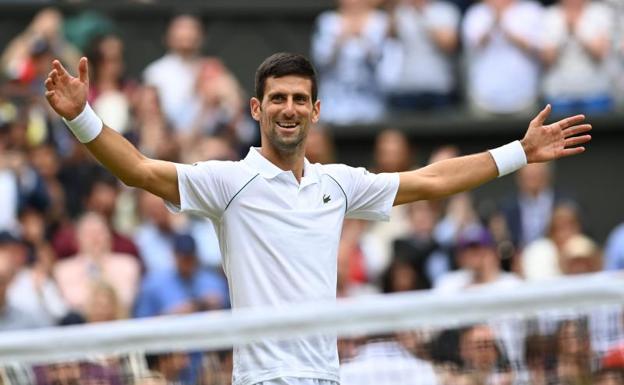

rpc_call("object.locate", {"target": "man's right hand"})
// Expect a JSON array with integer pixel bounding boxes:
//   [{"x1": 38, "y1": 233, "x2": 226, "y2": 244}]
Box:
[{"x1": 44, "y1": 57, "x2": 89, "y2": 120}]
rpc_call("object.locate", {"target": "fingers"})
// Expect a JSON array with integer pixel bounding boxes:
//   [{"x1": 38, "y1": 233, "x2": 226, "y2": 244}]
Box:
[
  {"x1": 52, "y1": 59, "x2": 71, "y2": 80},
  {"x1": 44, "y1": 76, "x2": 54, "y2": 91},
  {"x1": 531, "y1": 104, "x2": 552, "y2": 126},
  {"x1": 560, "y1": 146, "x2": 586, "y2": 158},
  {"x1": 555, "y1": 114, "x2": 585, "y2": 130},
  {"x1": 78, "y1": 57, "x2": 89, "y2": 84},
  {"x1": 564, "y1": 134, "x2": 591, "y2": 148},
  {"x1": 563, "y1": 124, "x2": 592, "y2": 138}
]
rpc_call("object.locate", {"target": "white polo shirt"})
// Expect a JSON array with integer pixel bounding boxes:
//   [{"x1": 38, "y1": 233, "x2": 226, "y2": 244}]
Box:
[{"x1": 167, "y1": 147, "x2": 399, "y2": 385}]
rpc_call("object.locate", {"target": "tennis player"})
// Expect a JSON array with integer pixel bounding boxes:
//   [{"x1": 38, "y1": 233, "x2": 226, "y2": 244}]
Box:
[{"x1": 45, "y1": 53, "x2": 591, "y2": 385}]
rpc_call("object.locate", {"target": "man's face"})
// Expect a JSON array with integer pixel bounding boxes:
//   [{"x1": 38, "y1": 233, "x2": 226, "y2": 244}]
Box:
[
  {"x1": 167, "y1": 16, "x2": 202, "y2": 57},
  {"x1": 251, "y1": 75, "x2": 320, "y2": 155}
]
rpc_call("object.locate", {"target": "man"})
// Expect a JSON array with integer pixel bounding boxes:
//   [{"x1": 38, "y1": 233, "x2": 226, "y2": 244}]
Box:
[
  {"x1": 434, "y1": 225, "x2": 522, "y2": 292},
  {"x1": 340, "y1": 335, "x2": 439, "y2": 385},
  {"x1": 134, "y1": 233, "x2": 229, "y2": 317},
  {"x1": 501, "y1": 162, "x2": 562, "y2": 248},
  {"x1": 0, "y1": 235, "x2": 41, "y2": 331},
  {"x1": 44, "y1": 52, "x2": 590, "y2": 385},
  {"x1": 143, "y1": 14, "x2": 203, "y2": 131}
]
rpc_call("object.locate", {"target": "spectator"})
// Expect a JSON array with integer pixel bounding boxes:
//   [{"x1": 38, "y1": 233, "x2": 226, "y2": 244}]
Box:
[
  {"x1": 134, "y1": 233, "x2": 228, "y2": 317},
  {"x1": 540, "y1": 0, "x2": 615, "y2": 115},
  {"x1": 54, "y1": 212, "x2": 140, "y2": 315},
  {"x1": 0, "y1": 236, "x2": 41, "y2": 331},
  {"x1": 181, "y1": 58, "x2": 256, "y2": 151},
  {"x1": 559, "y1": 234, "x2": 601, "y2": 275},
  {"x1": 143, "y1": 14, "x2": 203, "y2": 132},
  {"x1": 463, "y1": 0, "x2": 543, "y2": 115},
  {"x1": 84, "y1": 280, "x2": 124, "y2": 323},
  {"x1": 434, "y1": 225, "x2": 522, "y2": 292},
  {"x1": 304, "y1": 125, "x2": 336, "y2": 165},
  {"x1": 52, "y1": 169, "x2": 139, "y2": 260},
  {"x1": 380, "y1": 253, "x2": 430, "y2": 292},
  {"x1": 393, "y1": 200, "x2": 450, "y2": 286},
  {"x1": 340, "y1": 336, "x2": 440, "y2": 385},
  {"x1": 337, "y1": 219, "x2": 384, "y2": 297},
  {"x1": 182, "y1": 135, "x2": 238, "y2": 165},
  {"x1": 523, "y1": 334, "x2": 556, "y2": 385},
  {"x1": 86, "y1": 33, "x2": 136, "y2": 134},
  {"x1": 0, "y1": 8, "x2": 80, "y2": 82},
  {"x1": 7, "y1": 209, "x2": 68, "y2": 328},
  {"x1": 0, "y1": 146, "x2": 50, "y2": 233},
  {"x1": 428, "y1": 146, "x2": 480, "y2": 252},
  {"x1": 603, "y1": 222, "x2": 624, "y2": 271},
  {"x1": 145, "y1": 352, "x2": 193, "y2": 385},
  {"x1": 311, "y1": 0, "x2": 389, "y2": 124},
  {"x1": 520, "y1": 201, "x2": 583, "y2": 281},
  {"x1": 379, "y1": 0, "x2": 460, "y2": 110},
  {"x1": 501, "y1": 162, "x2": 564, "y2": 248},
  {"x1": 366, "y1": 129, "x2": 414, "y2": 270},
  {"x1": 134, "y1": 190, "x2": 181, "y2": 273},
  {"x1": 555, "y1": 318, "x2": 592, "y2": 385},
  {"x1": 459, "y1": 324, "x2": 513, "y2": 385},
  {"x1": 28, "y1": 144, "x2": 66, "y2": 227},
  {"x1": 372, "y1": 129, "x2": 413, "y2": 174},
  {"x1": 129, "y1": 85, "x2": 179, "y2": 162}
]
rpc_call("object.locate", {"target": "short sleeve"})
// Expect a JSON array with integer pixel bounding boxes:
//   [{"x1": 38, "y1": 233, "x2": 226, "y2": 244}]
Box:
[
  {"x1": 165, "y1": 161, "x2": 235, "y2": 220},
  {"x1": 326, "y1": 165, "x2": 399, "y2": 221}
]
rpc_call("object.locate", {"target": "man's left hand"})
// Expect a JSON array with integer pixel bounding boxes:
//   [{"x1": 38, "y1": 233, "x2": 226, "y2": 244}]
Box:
[{"x1": 521, "y1": 104, "x2": 592, "y2": 163}]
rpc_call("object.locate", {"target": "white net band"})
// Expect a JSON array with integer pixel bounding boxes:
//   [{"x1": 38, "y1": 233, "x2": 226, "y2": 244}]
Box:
[{"x1": 1, "y1": 272, "x2": 623, "y2": 365}]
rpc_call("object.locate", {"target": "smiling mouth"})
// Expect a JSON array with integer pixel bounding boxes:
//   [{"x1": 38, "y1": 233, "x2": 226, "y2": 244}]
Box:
[{"x1": 276, "y1": 122, "x2": 299, "y2": 129}]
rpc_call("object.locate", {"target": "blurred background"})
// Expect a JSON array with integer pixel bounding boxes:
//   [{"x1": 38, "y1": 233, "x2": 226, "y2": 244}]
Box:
[{"x1": 0, "y1": 0, "x2": 623, "y2": 384}]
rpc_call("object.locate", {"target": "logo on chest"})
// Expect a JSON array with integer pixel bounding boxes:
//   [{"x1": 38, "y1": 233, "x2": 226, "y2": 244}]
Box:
[{"x1": 322, "y1": 194, "x2": 331, "y2": 204}]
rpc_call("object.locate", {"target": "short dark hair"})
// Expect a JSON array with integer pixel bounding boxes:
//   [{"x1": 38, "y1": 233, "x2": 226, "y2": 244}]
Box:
[{"x1": 255, "y1": 53, "x2": 317, "y2": 102}]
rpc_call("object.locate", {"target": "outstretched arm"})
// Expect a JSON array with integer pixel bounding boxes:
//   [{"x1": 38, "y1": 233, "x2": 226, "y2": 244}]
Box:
[
  {"x1": 45, "y1": 57, "x2": 180, "y2": 204},
  {"x1": 394, "y1": 105, "x2": 591, "y2": 206}
]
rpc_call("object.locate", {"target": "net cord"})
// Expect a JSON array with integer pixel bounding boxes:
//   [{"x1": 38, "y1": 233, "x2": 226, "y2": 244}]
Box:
[{"x1": 1, "y1": 272, "x2": 623, "y2": 364}]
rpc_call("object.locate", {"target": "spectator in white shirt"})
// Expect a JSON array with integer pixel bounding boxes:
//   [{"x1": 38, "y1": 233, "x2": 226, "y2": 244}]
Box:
[
  {"x1": 143, "y1": 15, "x2": 203, "y2": 132},
  {"x1": 540, "y1": 0, "x2": 615, "y2": 115},
  {"x1": 462, "y1": 0, "x2": 543, "y2": 115},
  {"x1": 379, "y1": 0, "x2": 460, "y2": 110},
  {"x1": 341, "y1": 336, "x2": 440, "y2": 385},
  {"x1": 311, "y1": 0, "x2": 389, "y2": 124}
]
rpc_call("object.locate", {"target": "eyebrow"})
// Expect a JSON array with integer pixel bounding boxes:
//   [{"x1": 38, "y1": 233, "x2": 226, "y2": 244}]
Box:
[{"x1": 267, "y1": 91, "x2": 310, "y2": 99}]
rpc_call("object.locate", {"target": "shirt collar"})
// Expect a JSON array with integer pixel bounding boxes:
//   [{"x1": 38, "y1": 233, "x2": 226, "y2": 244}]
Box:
[{"x1": 243, "y1": 147, "x2": 318, "y2": 184}]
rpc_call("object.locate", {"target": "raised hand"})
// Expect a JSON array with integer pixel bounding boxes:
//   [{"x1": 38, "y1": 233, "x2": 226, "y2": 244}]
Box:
[
  {"x1": 520, "y1": 105, "x2": 592, "y2": 163},
  {"x1": 44, "y1": 57, "x2": 89, "y2": 120}
]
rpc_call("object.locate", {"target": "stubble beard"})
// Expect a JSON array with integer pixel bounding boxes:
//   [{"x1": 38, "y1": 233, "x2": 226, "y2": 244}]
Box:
[{"x1": 266, "y1": 121, "x2": 307, "y2": 155}]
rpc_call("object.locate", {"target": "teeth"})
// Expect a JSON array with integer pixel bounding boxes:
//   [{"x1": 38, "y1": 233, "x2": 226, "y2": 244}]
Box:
[{"x1": 278, "y1": 123, "x2": 297, "y2": 128}]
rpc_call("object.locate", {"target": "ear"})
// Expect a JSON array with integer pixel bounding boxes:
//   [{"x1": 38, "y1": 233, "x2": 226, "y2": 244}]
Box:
[
  {"x1": 311, "y1": 100, "x2": 321, "y2": 124},
  {"x1": 250, "y1": 97, "x2": 261, "y2": 122}
]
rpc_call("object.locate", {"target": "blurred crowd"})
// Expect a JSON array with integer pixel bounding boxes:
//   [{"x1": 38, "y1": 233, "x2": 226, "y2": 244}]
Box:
[
  {"x1": 311, "y1": 0, "x2": 624, "y2": 123},
  {"x1": 1, "y1": 1, "x2": 624, "y2": 384}
]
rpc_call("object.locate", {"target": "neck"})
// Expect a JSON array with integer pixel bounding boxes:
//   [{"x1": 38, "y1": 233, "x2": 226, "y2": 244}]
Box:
[
  {"x1": 474, "y1": 266, "x2": 499, "y2": 284},
  {"x1": 174, "y1": 51, "x2": 196, "y2": 61},
  {"x1": 260, "y1": 146, "x2": 306, "y2": 182}
]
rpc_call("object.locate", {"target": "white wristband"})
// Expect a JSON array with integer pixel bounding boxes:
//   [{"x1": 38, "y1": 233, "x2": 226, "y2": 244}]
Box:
[
  {"x1": 62, "y1": 103, "x2": 103, "y2": 143},
  {"x1": 488, "y1": 140, "x2": 527, "y2": 177}
]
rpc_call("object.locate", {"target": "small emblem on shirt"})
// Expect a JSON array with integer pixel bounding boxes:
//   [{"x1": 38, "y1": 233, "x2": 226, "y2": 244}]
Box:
[{"x1": 323, "y1": 194, "x2": 331, "y2": 204}]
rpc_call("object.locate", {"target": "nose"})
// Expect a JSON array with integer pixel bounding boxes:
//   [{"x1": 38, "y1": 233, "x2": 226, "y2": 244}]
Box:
[{"x1": 282, "y1": 98, "x2": 296, "y2": 118}]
